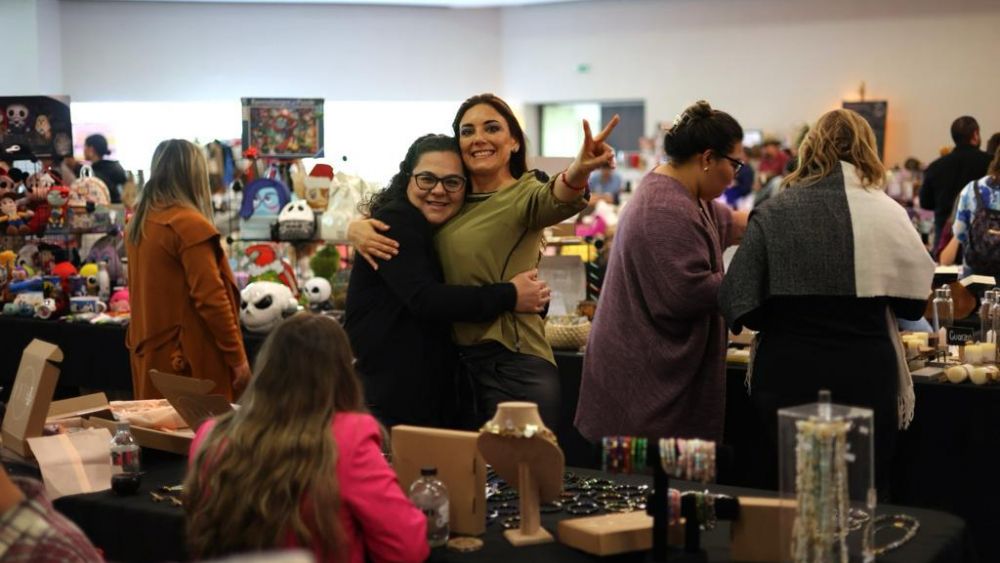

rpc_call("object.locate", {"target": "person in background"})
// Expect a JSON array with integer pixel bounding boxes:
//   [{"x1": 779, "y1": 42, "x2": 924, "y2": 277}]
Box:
[
  {"x1": 757, "y1": 138, "x2": 788, "y2": 184},
  {"x1": 576, "y1": 100, "x2": 745, "y2": 444},
  {"x1": 720, "y1": 109, "x2": 935, "y2": 496},
  {"x1": 69, "y1": 134, "x2": 127, "y2": 204},
  {"x1": 920, "y1": 116, "x2": 993, "y2": 250},
  {"x1": 0, "y1": 464, "x2": 103, "y2": 562},
  {"x1": 185, "y1": 314, "x2": 428, "y2": 563},
  {"x1": 723, "y1": 157, "x2": 756, "y2": 209},
  {"x1": 588, "y1": 162, "x2": 623, "y2": 203},
  {"x1": 126, "y1": 139, "x2": 249, "y2": 401},
  {"x1": 950, "y1": 145, "x2": 1000, "y2": 278},
  {"x1": 985, "y1": 132, "x2": 1000, "y2": 162},
  {"x1": 345, "y1": 134, "x2": 550, "y2": 429},
  {"x1": 351, "y1": 93, "x2": 617, "y2": 429}
]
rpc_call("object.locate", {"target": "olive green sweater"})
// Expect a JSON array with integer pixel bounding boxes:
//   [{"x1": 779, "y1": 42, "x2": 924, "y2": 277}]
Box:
[{"x1": 435, "y1": 172, "x2": 587, "y2": 364}]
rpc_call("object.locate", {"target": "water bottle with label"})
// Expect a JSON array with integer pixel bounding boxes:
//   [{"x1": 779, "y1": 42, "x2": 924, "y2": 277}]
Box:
[
  {"x1": 408, "y1": 467, "x2": 449, "y2": 547},
  {"x1": 110, "y1": 421, "x2": 141, "y2": 474}
]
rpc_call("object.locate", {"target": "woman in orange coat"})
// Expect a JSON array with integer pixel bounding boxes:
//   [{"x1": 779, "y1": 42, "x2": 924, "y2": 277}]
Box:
[{"x1": 125, "y1": 139, "x2": 250, "y2": 401}]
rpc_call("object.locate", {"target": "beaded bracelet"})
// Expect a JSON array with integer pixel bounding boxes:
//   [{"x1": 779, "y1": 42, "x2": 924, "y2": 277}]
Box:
[{"x1": 565, "y1": 500, "x2": 601, "y2": 516}]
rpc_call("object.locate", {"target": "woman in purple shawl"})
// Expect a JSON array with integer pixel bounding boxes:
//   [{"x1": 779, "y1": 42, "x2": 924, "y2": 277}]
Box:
[{"x1": 575, "y1": 101, "x2": 745, "y2": 443}]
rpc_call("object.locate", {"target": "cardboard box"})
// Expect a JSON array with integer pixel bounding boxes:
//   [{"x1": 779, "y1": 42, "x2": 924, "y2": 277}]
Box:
[
  {"x1": 85, "y1": 416, "x2": 195, "y2": 456},
  {"x1": 47, "y1": 393, "x2": 113, "y2": 423},
  {"x1": 148, "y1": 370, "x2": 232, "y2": 432},
  {"x1": 557, "y1": 511, "x2": 683, "y2": 556},
  {"x1": 1, "y1": 340, "x2": 64, "y2": 457},
  {"x1": 729, "y1": 496, "x2": 796, "y2": 562},
  {"x1": 391, "y1": 425, "x2": 486, "y2": 536}
]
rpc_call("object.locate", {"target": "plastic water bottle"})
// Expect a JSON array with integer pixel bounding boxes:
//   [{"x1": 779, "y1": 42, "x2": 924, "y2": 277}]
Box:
[
  {"x1": 97, "y1": 261, "x2": 111, "y2": 302},
  {"x1": 110, "y1": 421, "x2": 141, "y2": 474},
  {"x1": 409, "y1": 467, "x2": 449, "y2": 547}
]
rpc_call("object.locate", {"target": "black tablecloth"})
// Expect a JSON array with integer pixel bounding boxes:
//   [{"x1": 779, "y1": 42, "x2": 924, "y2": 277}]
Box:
[{"x1": 50, "y1": 451, "x2": 972, "y2": 563}]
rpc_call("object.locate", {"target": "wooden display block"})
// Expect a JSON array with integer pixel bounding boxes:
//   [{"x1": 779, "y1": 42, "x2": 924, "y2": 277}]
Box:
[
  {"x1": 557, "y1": 510, "x2": 683, "y2": 556},
  {"x1": 730, "y1": 496, "x2": 796, "y2": 562}
]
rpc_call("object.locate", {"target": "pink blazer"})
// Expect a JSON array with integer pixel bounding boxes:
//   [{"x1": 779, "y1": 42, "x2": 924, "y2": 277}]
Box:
[{"x1": 190, "y1": 412, "x2": 429, "y2": 563}]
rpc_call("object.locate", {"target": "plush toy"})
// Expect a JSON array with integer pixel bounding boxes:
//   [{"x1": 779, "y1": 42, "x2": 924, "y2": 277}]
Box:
[
  {"x1": 85, "y1": 234, "x2": 124, "y2": 286},
  {"x1": 239, "y1": 281, "x2": 298, "y2": 333},
  {"x1": 303, "y1": 277, "x2": 333, "y2": 312},
  {"x1": 46, "y1": 186, "x2": 71, "y2": 229},
  {"x1": 109, "y1": 288, "x2": 130, "y2": 314},
  {"x1": 34, "y1": 115, "x2": 52, "y2": 142},
  {"x1": 304, "y1": 164, "x2": 334, "y2": 210},
  {"x1": 245, "y1": 243, "x2": 298, "y2": 297},
  {"x1": 238, "y1": 177, "x2": 292, "y2": 240},
  {"x1": 16, "y1": 244, "x2": 39, "y2": 276},
  {"x1": 0, "y1": 193, "x2": 33, "y2": 235},
  {"x1": 309, "y1": 245, "x2": 340, "y2": 282},
  {"x1": 277, "y1": 200, "x2": 315, "y2": 241},
  {"x1": 5, "y1": 104, "x2": 30, "y2": 135}
]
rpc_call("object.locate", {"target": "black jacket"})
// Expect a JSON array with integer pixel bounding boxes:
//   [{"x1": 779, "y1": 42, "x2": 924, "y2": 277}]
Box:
[
  {"x1": 920, "y1": 145, "x2": 992, "y2": 231},
  {"x1": 344, "y1": 198, "x2": 516, "y2": 427}
]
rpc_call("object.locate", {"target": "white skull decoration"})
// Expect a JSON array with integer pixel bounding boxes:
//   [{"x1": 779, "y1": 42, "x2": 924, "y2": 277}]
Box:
[
  {"x1": 240, "y1": 281, "x2": 298, "y2": 333},
  {"x1": 277, "y1": 200, "x2": 316, "y2": 240},
  {"x1": 303, "y1": 277, "x2": 332, "y2": 307},
  {"x1": 6, "y1": 104, "x2": 29, "y2": 133}
]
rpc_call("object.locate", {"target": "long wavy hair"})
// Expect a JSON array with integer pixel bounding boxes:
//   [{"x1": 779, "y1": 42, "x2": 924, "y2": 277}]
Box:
[
  {"x1": 783, "y1": 109, "x2": 885, "y2": 189},
  {"x1": 452, "y1": 93, "x2": 528, "y2": 179},
  {"x1": 126, "y1": 139, "x2": 214, "y2": 246},
  {"x1": 359, "y1": 134, "x2": 460, "y2": 217},
  {"x1": 184, "y1": 314, "x2": 365, "y2": 560}
]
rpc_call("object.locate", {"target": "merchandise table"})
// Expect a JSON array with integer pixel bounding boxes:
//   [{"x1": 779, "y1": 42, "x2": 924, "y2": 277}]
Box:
[{"x1": 47, "y1": 450, "x2": 972, "y2": 563}]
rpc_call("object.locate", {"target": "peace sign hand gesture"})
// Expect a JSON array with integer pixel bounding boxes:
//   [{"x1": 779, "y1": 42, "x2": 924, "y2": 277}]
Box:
[{"x1": 566, "y1": 115, "x2": 620, "y2": 186}]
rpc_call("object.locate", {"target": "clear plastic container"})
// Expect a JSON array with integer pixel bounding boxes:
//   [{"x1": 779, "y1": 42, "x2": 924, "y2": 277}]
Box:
[
  {"x1": 409, "y1": 467, "x2": 449, "y2": 548},
  {"x1": 779, "y1": 390, "x2": 874, "y2": 563},
  {"x1": 110, "y1": 421, "x2": 141, "y2": 474},
  {"x1": 932, "y1": 286, "x2": 954, "y2": 333}
]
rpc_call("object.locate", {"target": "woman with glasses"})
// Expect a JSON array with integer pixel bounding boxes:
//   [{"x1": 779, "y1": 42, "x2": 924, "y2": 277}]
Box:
[
  {"x1": 575, "y1": 100, "x2": 746, "y2": 444},
  {"x1": 345, "y1": 134, "x2": 551, "y2": 429},
  {"x1": 351, "y1": 94, "x2": 618, "y2": 429}
]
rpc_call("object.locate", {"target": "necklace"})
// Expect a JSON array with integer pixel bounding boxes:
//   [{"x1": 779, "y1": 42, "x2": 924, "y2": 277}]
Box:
[
  {"x1": 872, "y1": 514, "x2": 920, "y2": 555},
  {"x1": 791, "y1": 418, "x2": 851, "y2": 563}
]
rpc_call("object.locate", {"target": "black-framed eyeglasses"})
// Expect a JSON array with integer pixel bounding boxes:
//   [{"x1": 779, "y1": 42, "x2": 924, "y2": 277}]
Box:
[
  {"x1": 718, "y1": 154, "x2": 745, "y2": 174},
  {"x1": 413, "y1": 172, "x2": 466, "y2": 193},
  {"x1": 719, "y1": 154, "x2": 747, "y2": 174}
]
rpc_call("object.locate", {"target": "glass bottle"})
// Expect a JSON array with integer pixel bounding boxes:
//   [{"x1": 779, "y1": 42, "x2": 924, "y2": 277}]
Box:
[
  {"x1": 980, "y1": 290, "x2": 996, "y2": 342},
  {"x1": 932, "y1": 286, "x2": 954, "y2": 333},
  {"x1": 409, "y1": 467, "x2": 449, "y2": 548},
  {"x1": 110, "y1": 421, "x2": 141, "y2": 474},
  {"x1": 97, "y1": 261, "x2": 111, "y2": 302}
]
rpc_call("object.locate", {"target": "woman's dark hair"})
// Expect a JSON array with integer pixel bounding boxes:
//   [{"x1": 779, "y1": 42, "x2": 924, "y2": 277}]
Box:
[
  {"x1": 85, "y1": 134, "x2": 111, "y2": 157},
  {"x1": 452, "y1": 93, "x2": 528, "y2": 179},
  {"x1": 360, "y1": 134, "x2": 460, "y2": 216},
  {"x1": 663, "y1": 101, "x2": 743, "y2": 164}
]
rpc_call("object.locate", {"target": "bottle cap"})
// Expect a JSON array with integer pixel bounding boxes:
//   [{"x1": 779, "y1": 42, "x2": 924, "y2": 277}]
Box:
[{"x1": 420, "y1": 467, "x2": 437, "y2": 477}]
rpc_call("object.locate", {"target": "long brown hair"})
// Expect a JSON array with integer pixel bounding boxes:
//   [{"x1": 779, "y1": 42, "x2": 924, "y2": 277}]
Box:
[
  {"x1": 989, "y1": 144, "x2": 1000, "y2": 185},
  {"x1": 452, "y1": 93, "x2": 528, "y2": 178},
  {"x1": 184, "y1": 314, "x2": 365, "y2": 560},
  {"x1": 126, "y1": 139, "x2": 214, "y2": 246},
  {"x1": 784, "y1": 109, "x2": 885, "y2": 189}
]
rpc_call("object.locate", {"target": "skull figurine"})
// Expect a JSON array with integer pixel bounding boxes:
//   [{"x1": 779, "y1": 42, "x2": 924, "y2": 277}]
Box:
[
  {"x1": 277, "y1": 200, "x2": 316, "y2": 240},
  {"x1": 239, "y1": 281, "x2": 298, "y2": 333}
]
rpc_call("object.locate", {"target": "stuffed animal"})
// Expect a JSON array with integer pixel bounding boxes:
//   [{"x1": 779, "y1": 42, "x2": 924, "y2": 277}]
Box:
[
  {"x1": 303, "y1": 277, "x2": 333, "y2": 312},
  {"x1": 109, "y1": 288, "x2": 130, "y2": 314},
  {"x1": 46, "y1": 186, "x2": 71, "y2": 229},
  {"x1": 239, "y1": 281, "x2": 298, "y2": 333},
  {"x1": 276, "y1": 200, "x2": 315, "y2": 241},
  {"x1": 245, "y1": 243, "x2": 298, "y2": 297},
  {"x1": 0, "y1": 193, "x2": 33, "y2": 235}
]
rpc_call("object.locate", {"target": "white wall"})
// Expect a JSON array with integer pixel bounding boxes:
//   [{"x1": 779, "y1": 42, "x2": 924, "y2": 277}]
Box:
[
  {"x1": 500, "y1": 0, "x2": 1000, "y2": 166},
  {"x1": 59, "y1": 0, "x2": 503, "y2": 101},
  {"x1": 5, "y1": 0, "x2": 63, "y2": 96}
]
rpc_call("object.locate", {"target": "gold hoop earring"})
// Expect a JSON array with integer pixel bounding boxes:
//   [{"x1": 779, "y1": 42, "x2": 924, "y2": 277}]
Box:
[{"x1": 703, "y1": 167, "x2": 709, "y2": 171}]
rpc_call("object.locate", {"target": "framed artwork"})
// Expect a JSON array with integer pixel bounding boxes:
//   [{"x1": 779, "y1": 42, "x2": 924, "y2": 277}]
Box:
[
  {"x1": 842, "y1": 100, "x2": 887, "y2": 161},
  {"x1": 241, "y1": 98, "x2": 324, "y2": 159},
  {"x1": 0, "y1": 95, "x2": 73, "y2": 160}
]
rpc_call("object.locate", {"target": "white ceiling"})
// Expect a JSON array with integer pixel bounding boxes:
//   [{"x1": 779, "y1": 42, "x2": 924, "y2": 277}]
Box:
[{"x1": 95, "y1": 0, "x2": 591, "y2": 7}]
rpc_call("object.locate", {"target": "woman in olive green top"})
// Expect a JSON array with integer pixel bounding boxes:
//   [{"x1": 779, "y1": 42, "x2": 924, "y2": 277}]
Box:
[{"x1": 353, "y1": 93, "x2": 618, "y2": 428}]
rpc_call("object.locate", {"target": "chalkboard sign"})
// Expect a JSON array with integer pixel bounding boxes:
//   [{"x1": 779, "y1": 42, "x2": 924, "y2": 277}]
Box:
[
  {"x1": 842, "y1": 101, "x2": 887, "y2": 161},
  {"x1": 947, "y1": 325, "x2": 976, "y2": 346}
]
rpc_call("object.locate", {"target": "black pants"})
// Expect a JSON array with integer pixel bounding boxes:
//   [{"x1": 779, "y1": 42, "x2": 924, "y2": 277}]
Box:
[{"x1": 457, "y1": 342, "x2": 561, "y2": 430}]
